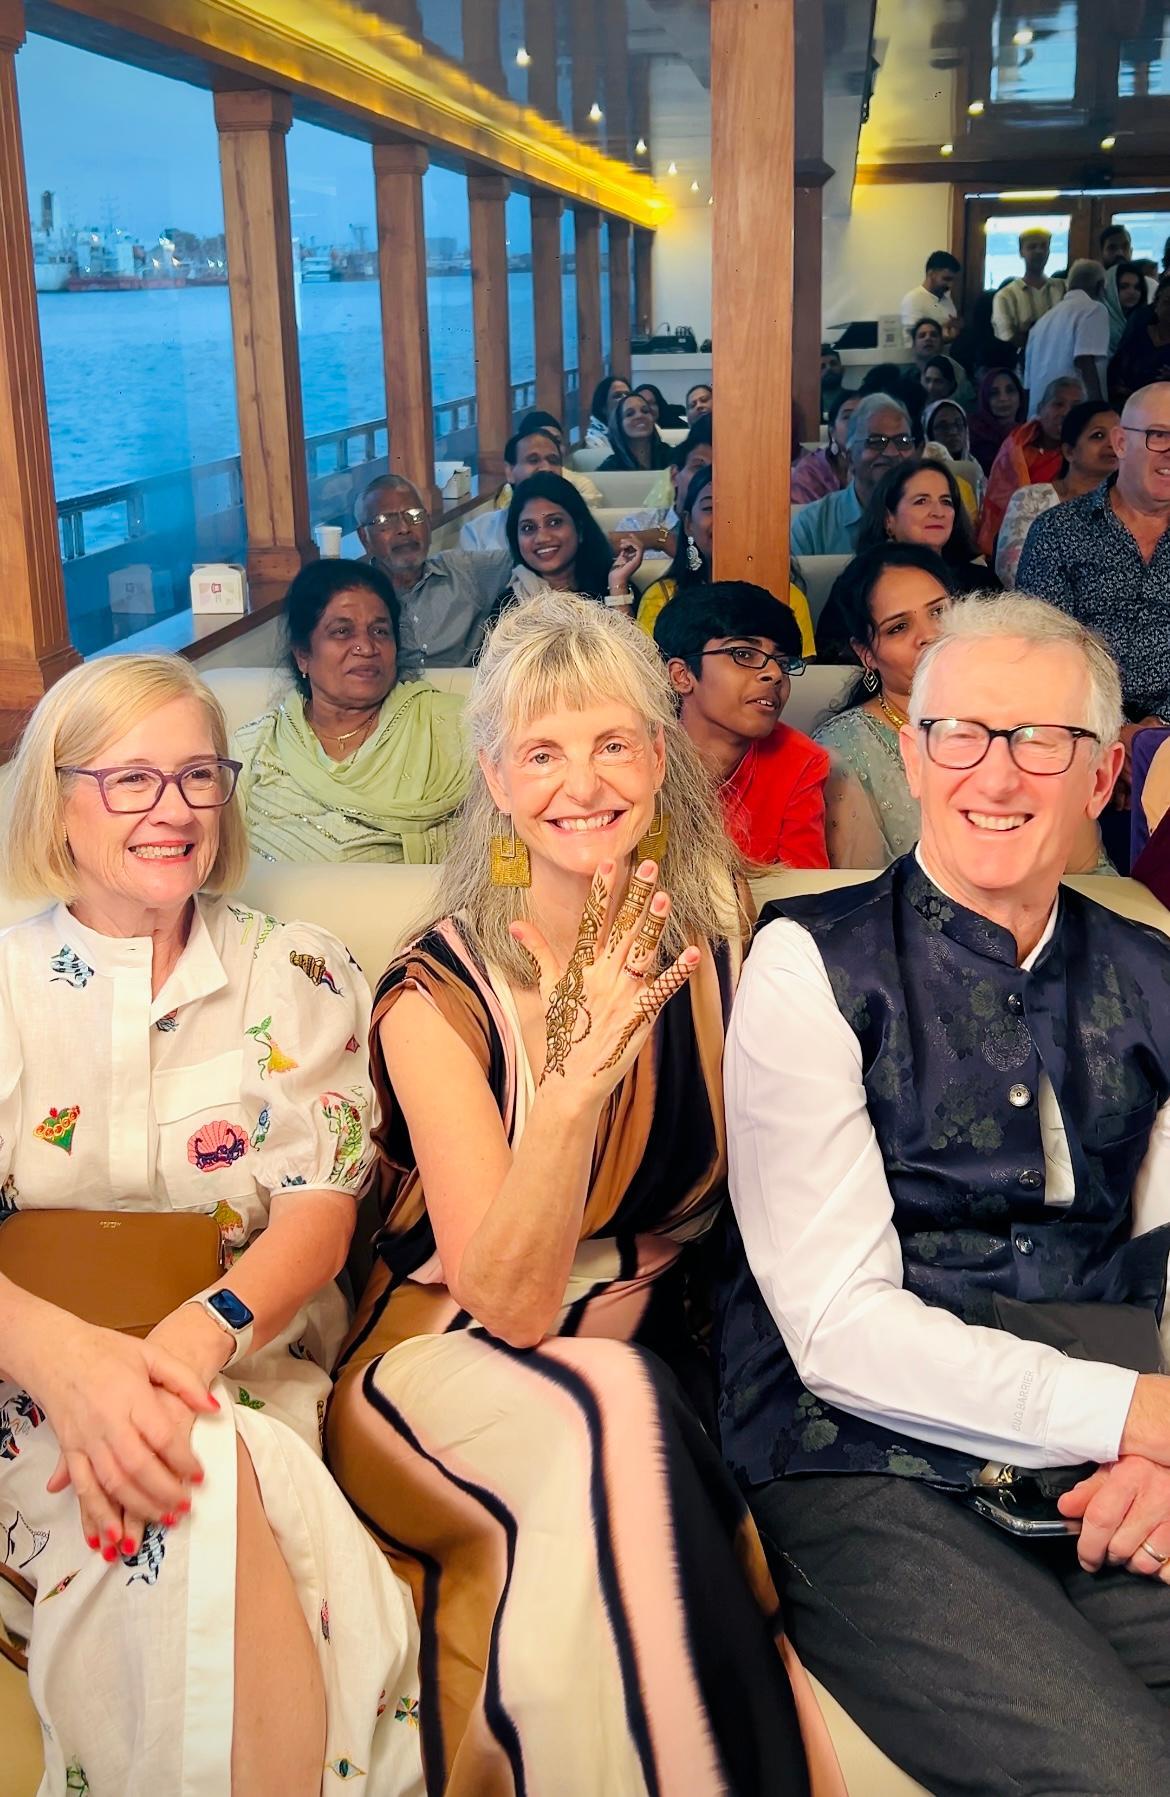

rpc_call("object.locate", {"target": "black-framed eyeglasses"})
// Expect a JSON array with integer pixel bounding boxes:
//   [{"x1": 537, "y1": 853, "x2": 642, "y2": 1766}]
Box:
[
  {"x1": 57, "y1": 759, "x2": 243, "y2": 813},
  {"x1": 861, "y1": 433, "x2": 915, "y2": 453},
  {"x1": 918, "y1": 719, "x2": 1099, "y2": 775},
  {"x1": 700, "y1": 647, "x2": 805, "y2": 676},
  {"x1": 1119, "y1": 425, "x2": 1170, "y2": 453},
  {"x1": 365, "y1": 507, "x2": 426, "y2": 529}
]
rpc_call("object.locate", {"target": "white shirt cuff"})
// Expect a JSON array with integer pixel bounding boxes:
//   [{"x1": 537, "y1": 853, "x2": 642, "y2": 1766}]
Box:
[{"x1": 1043, "y1": 1359, "x2": 1138, "y2": 1466}]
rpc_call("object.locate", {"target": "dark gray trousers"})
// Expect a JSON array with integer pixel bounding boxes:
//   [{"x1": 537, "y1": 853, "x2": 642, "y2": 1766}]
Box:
[{"x1": 751, "y1": 1473, "x2": 1170, "y2": 1796}]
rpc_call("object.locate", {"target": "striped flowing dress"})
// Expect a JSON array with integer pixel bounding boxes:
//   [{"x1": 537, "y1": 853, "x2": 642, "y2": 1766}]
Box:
[{"x1": 327, "y1": 917, "x2": 845, "y2": 1797}]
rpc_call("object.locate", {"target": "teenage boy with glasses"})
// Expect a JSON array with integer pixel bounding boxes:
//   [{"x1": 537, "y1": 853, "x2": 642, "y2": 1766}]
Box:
[{"x1": 654, "y1": 581, "x2": 829, "y2": 867}]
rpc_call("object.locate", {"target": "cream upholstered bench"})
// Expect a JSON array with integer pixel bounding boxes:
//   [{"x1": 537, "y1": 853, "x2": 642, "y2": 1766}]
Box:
[{"x1": 2, "y1": 863, "x2": 1165, "y2": 1790}]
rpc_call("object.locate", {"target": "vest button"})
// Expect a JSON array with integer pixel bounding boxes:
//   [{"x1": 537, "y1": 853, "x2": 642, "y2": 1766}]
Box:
[
  {"x1": 1016, "y1": 1234, "x2": 1035, "y2": 1255},
  {"x1": 1008, "y1": 1083, "x2": 1033, "y2": 1108},
  {"x1": 1018, "y1": 1169, "x2": 1043, "y2": 1190},
  {"x1": 1006, "y1": 992, "x2": 1024, "y2": 1014}
]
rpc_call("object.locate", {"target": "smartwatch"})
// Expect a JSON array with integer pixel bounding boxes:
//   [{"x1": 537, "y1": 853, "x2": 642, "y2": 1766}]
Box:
[{"x1": 189, "y1": 1287, "x2": 255, "y2": 1369}]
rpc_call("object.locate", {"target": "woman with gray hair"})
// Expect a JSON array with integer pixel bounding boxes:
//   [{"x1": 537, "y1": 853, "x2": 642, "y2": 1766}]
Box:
[
  {"x1": 326, "y1": 593, "x2": 840, "y2": 1795},
  {"x1": 0, "y1": 654, "x2": 422, "y2": 1795}
]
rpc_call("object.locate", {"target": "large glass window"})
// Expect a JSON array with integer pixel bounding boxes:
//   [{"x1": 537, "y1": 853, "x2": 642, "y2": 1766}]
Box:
[
  {"x1": 286, "y1": 121, "x2": 386, "y2": 548},
  {"x1": 1120, "y1": 11, "x2": 1170, "y2": 96},
  {"x1": 990, "y1": 3, "x2": 1078, "y2": 104},
  {"x1": 18, "y1": 34, "x2": 243, "y2": 655},
  {"x1": 1109, "y1": 210, "x2": 1170, "y2": 265},
  {"x1": 423, "y1": 165, "x2": 478, "y2": 471},
  {"x1": 983, "y1": 211, "x2": 1071, "y2": 291},
  {"x1": 506, "y1": 192, "x2": 535, "y2": 426},
  {"x1": 562, "y1": 209, "x2": 579, "y2": 433}
]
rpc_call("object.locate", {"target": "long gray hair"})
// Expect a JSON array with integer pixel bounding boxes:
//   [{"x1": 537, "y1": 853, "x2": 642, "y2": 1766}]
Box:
[{"x1": 433, "y1": 592, "x2": 745, "y2": 986}]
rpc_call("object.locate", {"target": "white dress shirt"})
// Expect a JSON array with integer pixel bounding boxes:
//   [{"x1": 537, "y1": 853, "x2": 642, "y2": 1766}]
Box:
[
  {"x1": 725, "y1": 856, "x2": 1170, "y2": 1471},
  {"x1": 900, "y1": 284, "x2": 957, "y2": 344}
]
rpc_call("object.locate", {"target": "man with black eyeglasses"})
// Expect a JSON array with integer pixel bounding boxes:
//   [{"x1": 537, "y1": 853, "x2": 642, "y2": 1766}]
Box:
[
  {"x1": 717, "y1": 596, "x2": 1170, "y2": 1793},
  {"x1": 355, "y1": 475, "x2": 512, "y2": 676},
  {"x1": 1019, "y1": 383, "x2": 1170, "y2": 796},
  {"x1": 790, "y1": 393, "x2": 916, "y2": 557},
  {"x1": 653, "y1": 581, "x2": 829, "y2": 867}
]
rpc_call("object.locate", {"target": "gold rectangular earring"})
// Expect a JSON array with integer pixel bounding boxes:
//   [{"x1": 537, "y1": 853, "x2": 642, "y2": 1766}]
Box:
[
  {"x1": 489, "y1": 817, "x2": 531, "y2": 887},
  {"x1": 636, "y1": 797, "x2": 670, "y2": 864}
]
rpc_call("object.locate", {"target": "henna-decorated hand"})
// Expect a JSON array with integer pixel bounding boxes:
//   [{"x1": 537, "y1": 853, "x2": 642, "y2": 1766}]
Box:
[{"x1": 511, "y1": 858, "x2": 701, "y2": 1098}]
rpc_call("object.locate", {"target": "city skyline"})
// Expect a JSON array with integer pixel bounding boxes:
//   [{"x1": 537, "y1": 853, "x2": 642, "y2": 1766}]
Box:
[{"x1": 17, "y1": 30, "x2": 536, "y2": 255}]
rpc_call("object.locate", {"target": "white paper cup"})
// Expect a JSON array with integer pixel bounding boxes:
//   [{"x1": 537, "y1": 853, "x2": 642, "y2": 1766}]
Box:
[{"x1": 315, "y1": 524, "x2": 343, "y2": 557}]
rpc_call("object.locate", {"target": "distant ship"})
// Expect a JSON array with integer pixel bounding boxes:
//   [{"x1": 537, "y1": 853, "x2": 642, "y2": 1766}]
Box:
[
  {"x1": 301, "y1": 252, "x2": 340, "y2": 282},
  {"x1": 31, "y1": 189, "x2": 72, "y2": 292}
]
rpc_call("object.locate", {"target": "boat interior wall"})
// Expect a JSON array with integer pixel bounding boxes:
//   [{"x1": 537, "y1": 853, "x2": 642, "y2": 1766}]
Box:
[{"x1": 823, "y1": 181, "x2": 953, "y2": 325}]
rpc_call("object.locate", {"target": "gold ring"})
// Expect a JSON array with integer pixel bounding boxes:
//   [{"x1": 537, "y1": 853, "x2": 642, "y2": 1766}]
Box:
[{"x1": 1140, "y1": 1539, "x2": 1170, "y2": 1567}]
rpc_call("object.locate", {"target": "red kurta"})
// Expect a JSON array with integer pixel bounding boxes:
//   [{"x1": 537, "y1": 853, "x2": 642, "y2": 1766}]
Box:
[{"x1": 720, "y1": 721, "x2": 830, "y2": 867}]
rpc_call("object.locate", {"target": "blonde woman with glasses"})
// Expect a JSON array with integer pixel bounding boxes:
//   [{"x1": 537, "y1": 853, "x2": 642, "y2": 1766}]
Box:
[
  {"x1": 0, "y1": 654, "x2": 421, "y2": 1796},
  {"x1": 327, "y1": 594, "x2": 844, "y2": 1797}
]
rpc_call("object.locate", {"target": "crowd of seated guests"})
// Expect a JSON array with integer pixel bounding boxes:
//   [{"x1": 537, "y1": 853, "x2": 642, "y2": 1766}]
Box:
[{"x1": 16, "y1": 351, "x2": 1170, "y2": 1791}]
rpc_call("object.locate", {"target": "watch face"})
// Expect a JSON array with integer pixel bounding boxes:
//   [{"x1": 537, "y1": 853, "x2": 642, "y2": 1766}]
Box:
[{"x1": 208, "y1": 1289, "x2": 254, "y2": 1332}]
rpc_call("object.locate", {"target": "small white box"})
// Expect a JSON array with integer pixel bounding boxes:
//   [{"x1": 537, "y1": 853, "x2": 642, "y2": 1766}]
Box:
[
  {"x1": 434, "y1": 461, "x2": 471, "y2": 501},
  {"x1": 108, "y1": 564, "x2": 157, "y2": 614},
  {"x1": 877, "y1": 314, "x2": 903, "y2": 353},
  {"x1": 190, "y1": 563, "x2": 248, "y2": 614}
]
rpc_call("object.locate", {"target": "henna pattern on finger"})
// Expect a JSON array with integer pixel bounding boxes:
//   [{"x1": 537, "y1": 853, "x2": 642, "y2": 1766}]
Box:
[
  {"x1": 595, "y1": 957, "x2": 693, "y2": 1073},
  {"x1": 606, "y1": 872, "x2": 655, "y2": 955},
  {"x1": 632, "y1": 910, "x2": 667, "y2": 956},
  {"x1": 515, "y1": 942, "x2": 543, "y2": 986},
  {"x1": 541, "y1": 869, "x2": 608, "y2": 1080}
]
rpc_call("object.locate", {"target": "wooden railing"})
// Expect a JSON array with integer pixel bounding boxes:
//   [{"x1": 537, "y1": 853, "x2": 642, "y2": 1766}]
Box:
[{"x1": 56, "y1": 371, "x2": 583, "y2": 648}]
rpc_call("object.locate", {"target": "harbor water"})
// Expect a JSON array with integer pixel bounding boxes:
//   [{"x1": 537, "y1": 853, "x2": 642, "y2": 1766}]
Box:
[{"x1": 37, "y1": 273, "x2": 551, "y2": 506}]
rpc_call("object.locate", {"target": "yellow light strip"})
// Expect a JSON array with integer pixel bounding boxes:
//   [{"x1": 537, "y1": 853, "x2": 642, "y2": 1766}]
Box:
[{"x1": 49, "y1": 0, "x2": 672, "y2": 228}]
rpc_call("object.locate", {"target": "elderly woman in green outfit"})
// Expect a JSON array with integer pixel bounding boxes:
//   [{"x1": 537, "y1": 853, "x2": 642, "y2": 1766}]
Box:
[{"x1": 232, "y1": 561, "x2": 470, "y2": 863}]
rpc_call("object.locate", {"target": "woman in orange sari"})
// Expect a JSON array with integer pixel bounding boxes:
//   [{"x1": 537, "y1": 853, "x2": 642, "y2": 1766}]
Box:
[
  {"x1": 327, "y1": 594, "x2": 844, "y2": 1796},
  {"x1": 977, "y1": 372, "x2": 1084, "y2": 559}
]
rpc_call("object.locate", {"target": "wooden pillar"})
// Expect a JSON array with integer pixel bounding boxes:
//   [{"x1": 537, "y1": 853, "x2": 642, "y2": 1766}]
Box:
[
  {"x1": 367, "y1": 0, "x2": 422, "y2": 31},
  {"x1": 373, "y1": 140, "x2": 440, "y2": 514},
  {"x1": 530, "y1": 192, "x2": 565, "y2": 419},
  {"x1": 462, "y1": 0, "x2": 503, "y2": 93},
  {"x1": 0, "y1": 0, "x2": 79, "y2": 721},
  {"x1": 711, "y1": 0, "x2": 794, "y2": 590},
  {"x1": 791, "y1": 186, "x2": 824, "y2": 444},
  {"x1": 634, "y1": 227, "x2": 654, "y2": 336},
  {"x1": 571, "y1": 0, "x2": 602, "y2": 137},
  {"x1": 523, "y1": 0, "x2": 558, "y2": 118},
  {"x1": 214, "y1": 87, "x2": 313, "y2": 602},
  {"x1": 603, "y1": 0, "x2": 631, "y2": 161},
  {"x1": 468, "y1": 173, "x2": 512, "y2": 486},
  {"x1": 608, "y1": 218, "x2": 632, "y2": 379},
  {"x1": 792, "y1": 0, "x2": 829, "y2": 445},
  {"x1": 575, "y1": 206, "x2": 603, "y2": 416}
]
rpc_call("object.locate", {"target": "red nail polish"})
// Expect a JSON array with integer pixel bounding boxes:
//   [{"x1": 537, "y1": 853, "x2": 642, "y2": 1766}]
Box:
[
  {"x1": 85, "y1": 1535, "x2": 99, "y2": 1551},
  {"x1": 120, "y1": 1537, "x2": 135, "y2": 1555},
  {"x1": 207, "y1": 1395, "x2": 220, "y2": 1411},
  {"x1": 161, "y1": 1514, "x2": 175, "y2": 1529},
  {"x1": 105, "y1": 1526, "x2": 119, "y2": 1544},
  {"x1": 178, "y1": 1500, "x2": 191, "y2": 1515},
  {"x1": 102, "y1": 1544, "x2": 118, "y2": 1563},
  {"x1": 191, "y1": 1469, "x2": 205, "y2": 1484}
]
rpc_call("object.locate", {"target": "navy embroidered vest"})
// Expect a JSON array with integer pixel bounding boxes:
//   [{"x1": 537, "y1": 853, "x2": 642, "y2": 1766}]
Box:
[{"x1": 716, "y1": 856, "x2": 1170, "y2": 1489}]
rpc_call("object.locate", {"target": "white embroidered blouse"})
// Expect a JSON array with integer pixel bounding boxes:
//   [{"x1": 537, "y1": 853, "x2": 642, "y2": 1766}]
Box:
[{"x1": 0, "y1": 897, "x2": 374, "y2": 1252}]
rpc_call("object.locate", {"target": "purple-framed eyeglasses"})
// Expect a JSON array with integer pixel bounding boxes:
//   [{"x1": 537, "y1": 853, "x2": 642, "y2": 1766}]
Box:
[{"x1": 56, "y1": 759, "x2": 242, "y2": 814}]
